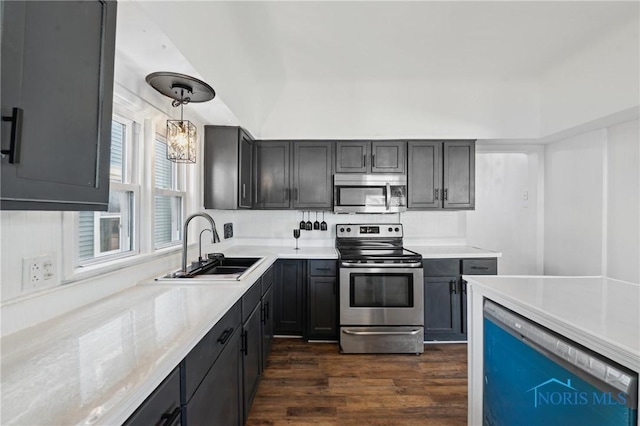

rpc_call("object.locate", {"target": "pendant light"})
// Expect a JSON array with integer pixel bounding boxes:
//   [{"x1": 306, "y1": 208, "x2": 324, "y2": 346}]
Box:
[{"x1": 145, "y1": 72, "x2": 215, "y2": 163}]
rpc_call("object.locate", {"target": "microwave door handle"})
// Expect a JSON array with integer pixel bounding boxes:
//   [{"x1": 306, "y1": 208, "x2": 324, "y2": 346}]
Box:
[{"x1": 386, "y1": 182, "x2": 391, "y2": 210}]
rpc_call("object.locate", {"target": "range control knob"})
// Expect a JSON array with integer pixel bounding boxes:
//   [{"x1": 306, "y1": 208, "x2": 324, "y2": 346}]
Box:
[
  {"x1": 388, "y1": 227, "x2": 393, "y2": 232},
  {"x1": 346, "y1": 227, "x2": 351, "y2": 232},
  {"x1": 395, "y1": 227, "x2": 400, "y2": 232},
  {"x1": 339, "y1": 228, "x2": 345, "y2": 233}
]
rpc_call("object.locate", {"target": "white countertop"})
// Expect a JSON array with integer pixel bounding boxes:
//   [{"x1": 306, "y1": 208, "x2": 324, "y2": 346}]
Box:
[
  {"x1": 0, "y1": 243, "x2": 495, "y2": 425},
  {"x1": 464, "y1": 275, "x2": 640, "y2": 372},
  {"x1": 407, "y1": 245, "x2": 501, "y2": 258}
]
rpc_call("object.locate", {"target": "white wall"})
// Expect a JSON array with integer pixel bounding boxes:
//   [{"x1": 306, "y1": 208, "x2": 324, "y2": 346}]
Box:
[
  {"x1": 540, "y1": 20, "x2": 640, "y2": 137},
  {"x1": 257, "y1": 78, "x2": 540, "y2": 140},
  {"x1": 606, "y1": 120, "x2": 640, "y2": 282},
  {"x1": 544, "y1": 129, "x2": 605, "y2": 275},
  {"x1": 466, "y1": 148, "x2": 543, "y2": 275},
  {"x1": 543, "y1": 119, "x2": 640, "y2": 282}
]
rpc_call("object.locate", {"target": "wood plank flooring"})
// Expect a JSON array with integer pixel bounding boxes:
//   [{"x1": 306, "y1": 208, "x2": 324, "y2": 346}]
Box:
[{"x1": 246, "y1": 338, "x2": 468, "y2": 425}]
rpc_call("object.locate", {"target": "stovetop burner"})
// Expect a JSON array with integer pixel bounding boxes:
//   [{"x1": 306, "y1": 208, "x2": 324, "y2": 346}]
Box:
[{"x1": 336, "y1": 223, "x2": 422, "y2": 265}]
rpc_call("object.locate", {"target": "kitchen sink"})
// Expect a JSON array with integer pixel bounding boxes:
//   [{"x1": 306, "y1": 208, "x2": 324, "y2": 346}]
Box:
[{"x1": 156, "y1": 256, "x2": 265, "y2": 281}]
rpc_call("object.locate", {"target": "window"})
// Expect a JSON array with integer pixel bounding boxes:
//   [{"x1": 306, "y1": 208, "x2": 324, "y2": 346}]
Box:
[
  {"x1": 154, "y1": 136, "x2": 185, "y2": 248},
  {"x1": 78, "y1": 119, "x2": 138, "y2": 263}
]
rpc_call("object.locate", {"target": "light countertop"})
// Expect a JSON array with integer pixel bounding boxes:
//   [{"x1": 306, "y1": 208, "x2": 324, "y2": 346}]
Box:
[
  {"x1": 407, "y1": 245, "x2": 501, "y2": 258},
  {"x1": 464, "y1": 275, "x2": 639, "y2": 370},
  {"x1": 464, "y1": 275, "x2": 640, "y2": 425},
  {"x1": 0, "y1": 243, "x2": 495, "y2": 425}
]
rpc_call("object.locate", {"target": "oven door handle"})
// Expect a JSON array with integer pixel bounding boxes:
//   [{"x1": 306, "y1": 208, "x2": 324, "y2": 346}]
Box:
[
  {"x1": 342, "y1": 329, "x2": 422, "y2": 336},
  {"x1": 386, "y1": 182, "x2": 391, "y2": 210}
]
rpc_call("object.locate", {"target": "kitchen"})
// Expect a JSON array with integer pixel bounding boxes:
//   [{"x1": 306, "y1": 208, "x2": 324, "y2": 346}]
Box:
[{"x1": 1, "y1": 1, "x2": 638, "y2": 425}]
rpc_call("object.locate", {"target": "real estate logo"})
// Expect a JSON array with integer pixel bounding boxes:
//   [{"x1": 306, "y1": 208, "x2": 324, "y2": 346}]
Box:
[{"x1": 526, "y1": 378, "x2": 629, "y2": 408}]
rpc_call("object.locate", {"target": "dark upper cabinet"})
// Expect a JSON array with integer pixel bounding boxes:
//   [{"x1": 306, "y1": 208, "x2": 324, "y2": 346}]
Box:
[
  {"x1": 204, "y1": 126, "x2": 253, "y2": 209},
  {"x1": 335, "y1": 141, "x2": 369, "y2": 173},
  {"x1": 335, "y1": 141, "x2": 405, "y2": 174},
  {"x1": 371, "y1": 141, "x2": 406, "y2": 173},
  {"x1": 443, "y1": 141, "x2": 475, "y2": 209},
  {"x1": 123, "y1": 367, "x2": 181, "y2": 426},
  {"x1": 407, "y1": 141, "x2": 442, "y2": 209},
  {"x1": 1, "y1": 0, "x2": 117, "y2": 210},
  {"x1": 292, "y1": 141, "x2": 333, "y2": 209},
  {"x1": 408, "y1": 140, "x2": 475, "y2": 210},
  {"x1": 273, "y1": 259, "x2": 306, "y2": 336},
  {"x1": 254, "y1": 141, "x2": 291, "y2": 209}
]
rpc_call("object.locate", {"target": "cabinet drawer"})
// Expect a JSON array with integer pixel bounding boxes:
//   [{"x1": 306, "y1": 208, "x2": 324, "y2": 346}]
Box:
[
  {"x1": 242, "y1": 280, "x2": 262, "y2": 323},
  {"x1": 461, "y1": 258, "x2": 497, "y2": 275},
  {"x1": 124, "y1": 367, "x2": 181, "y2": 426},
  {"x1": 309, "y1": 260, "x2": 337, "y2": 276},
  {"x1": 261, "y1": 265, "x2": 275, "y2": 295},
  {"x1": 423, "y1": 259, "x2": 459, "y2": 276},
  {"x1": 184, "y1": 300, "x2": 241, "y2": 403}
]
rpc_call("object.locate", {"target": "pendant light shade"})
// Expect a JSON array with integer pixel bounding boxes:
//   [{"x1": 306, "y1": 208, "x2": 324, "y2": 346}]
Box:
[
  {"x1": 167, "y1": 119, "x2": 197, "y2": 163},
  {"x1": 145, "y1": 72, "x2": 215, "y2": 164}
]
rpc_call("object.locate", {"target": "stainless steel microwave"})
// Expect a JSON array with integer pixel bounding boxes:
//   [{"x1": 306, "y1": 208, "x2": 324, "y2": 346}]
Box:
[{"x1": 333, "y1": 174, "x2": 407, "y2": 213}]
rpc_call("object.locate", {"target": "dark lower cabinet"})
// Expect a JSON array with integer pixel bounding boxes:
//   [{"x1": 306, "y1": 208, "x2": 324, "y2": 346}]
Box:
[
  {"x1": 273, "y1": 260, "x2": 306, "y2": 336},
  {"x1": 184, "y1": 328, "x2": 243, "y2": 425},
  {"x1": 423, "y1": 258, "x2": 497, "y2": 341},
  {"x1": 261, "y1": 284, "x2": 274, "y2": 371},
  {"x1": 124, "y1": 367, "x2": 181, "y2": 426},
  {"x1": 242, "y1": 302, "x2": 262, "y2": 420},
  {"x1": 307, "y1": 260, "x2": 338, "y2": 340}
]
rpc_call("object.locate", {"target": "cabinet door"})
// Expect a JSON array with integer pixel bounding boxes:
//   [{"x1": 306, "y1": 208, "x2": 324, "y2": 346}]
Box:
[
  {"x1": 238, "y1": 129, "x2": 253, "y2": 208},
  {"x1": 254, "y1": 141, "x2": 290, "y2": 208},
  {"x1": 423, "y1": 276, "x2": 463, "y2": 341},
  {"x1": 408, "y1": 141, "x2": 442, "y2": 209},
  {"x1": 1, "y1": 0, "x2": 116, "y2": 210},
  {"x1": 307, "y1": 276, "x2": 338, "y2": 340},
  {"x1": 443, "y1": 141, "x2": 475, "y2": 210},
  {"x1": 335, "y1": 141, "x2": 369, "y2": 173},
  {"x1": 242, "y1": 303, "x2": 262, "y2": 420},
  {"x1": 186, "y1": 328, "x2": 242, "y2": 426},
  {"x1": 261, "y1": 285, "x2": 274, "y2": 372},
  {"x1": 371, "y1": 141, "x2": 406, "y2": 173},
  {"x1": 124, "y1": 367, "x2": 181, "y2": 426},
  {"x1": 292, "y1": 141, "x2": 333, "y2": 209},
  {"x1": 274, "y1": 260, "x2": 305, "y2": 335}
]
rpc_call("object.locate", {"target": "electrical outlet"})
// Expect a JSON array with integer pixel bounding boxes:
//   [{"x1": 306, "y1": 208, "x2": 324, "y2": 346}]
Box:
[
  {"x1": 22, "y1": 254, "x2": 55, "y2": 292},
  {"x1": 224, "y1": 223, "x2": 233, "y2": 239}
]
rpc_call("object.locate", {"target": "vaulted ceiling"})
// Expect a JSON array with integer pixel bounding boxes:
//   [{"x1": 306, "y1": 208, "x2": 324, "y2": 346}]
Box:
[{"x1": 116, "y1": 1, "x2": 639, "y2": 137}]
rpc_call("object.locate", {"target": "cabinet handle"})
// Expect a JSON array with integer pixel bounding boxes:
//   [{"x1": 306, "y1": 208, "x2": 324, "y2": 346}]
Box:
[
  {"x1": 434, "y1": 188, "x2": 439, "y2": 201},
  {"x1": 449, "y1": 280, "x2": 458, "y2": 294},
  {"x1": 363, "y1": 154, "x2": 366, "y2": 168},
  {"x1": 241, "y1": 330, "x2": 248, "y2": 355},
  {"x1": 443, "y1": 188, "x2": 448, "y2": 201},
  {"x1": 242, "y1": 184, "x2": 246, "y2": 199},
  {"x1": 470, "y1": 266, "x2": 489, "y2": 270},
  {"x1": 294, "y1": 188, "x2": 298, "y2": 201},
  {"x1": 217, "y1": 327, "x2": 234, "y2": 345},
  {"x1": 372, "y1": 153, "x2": 375, "y2": 168},
  {"x1": 285, "y1": 188, "x2": 290, "y2": 202},
  {"x1": 1, "y1": 107, "x2": 23, "y2": 164},
  {"x1": 260, "y1": 304, "x2": 266, "y2": 324},
  {"x1": 264, "y1": 301, "x2": 270, "y2": 320},
  {"x1": 160, "y1": 407, "x2": 181, "y2": 426},
  {"x1": 315, "y1": 267, "x2": 331, "y2": 271},
  {"x1": 461, "y1": 279, "x2": 468, "y2": 294}
]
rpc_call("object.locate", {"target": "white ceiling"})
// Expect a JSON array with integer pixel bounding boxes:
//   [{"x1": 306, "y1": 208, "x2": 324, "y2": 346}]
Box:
[{"x1": 118, "y1": 1, "x2": 639, "y2": 131}]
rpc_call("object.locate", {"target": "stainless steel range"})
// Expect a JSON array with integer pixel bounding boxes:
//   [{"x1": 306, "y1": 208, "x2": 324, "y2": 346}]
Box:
[{"x1": 336, "y1": 224, "x2": 424, "y2": 354}]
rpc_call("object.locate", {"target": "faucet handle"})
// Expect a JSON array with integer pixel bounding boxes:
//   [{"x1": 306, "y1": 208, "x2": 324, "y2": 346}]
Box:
[{"x1": 207, "y1": 252, "x2": 225, "y2": 260}]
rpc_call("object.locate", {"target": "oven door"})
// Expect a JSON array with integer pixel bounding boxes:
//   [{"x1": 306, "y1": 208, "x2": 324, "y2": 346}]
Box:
[{"x1": 339, "y1": 266, "x2": 424, "y2": 326}]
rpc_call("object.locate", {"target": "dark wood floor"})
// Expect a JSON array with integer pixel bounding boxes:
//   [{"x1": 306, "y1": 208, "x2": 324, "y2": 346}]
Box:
[{"x1": 246, "y1": 338, "x2": 468, "y2": 425}]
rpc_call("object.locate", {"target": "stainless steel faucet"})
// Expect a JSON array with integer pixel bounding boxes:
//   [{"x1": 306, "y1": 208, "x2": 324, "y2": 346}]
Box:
[{"x1": 182, "y1": 212, "x2": 220, "y2": 272}]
